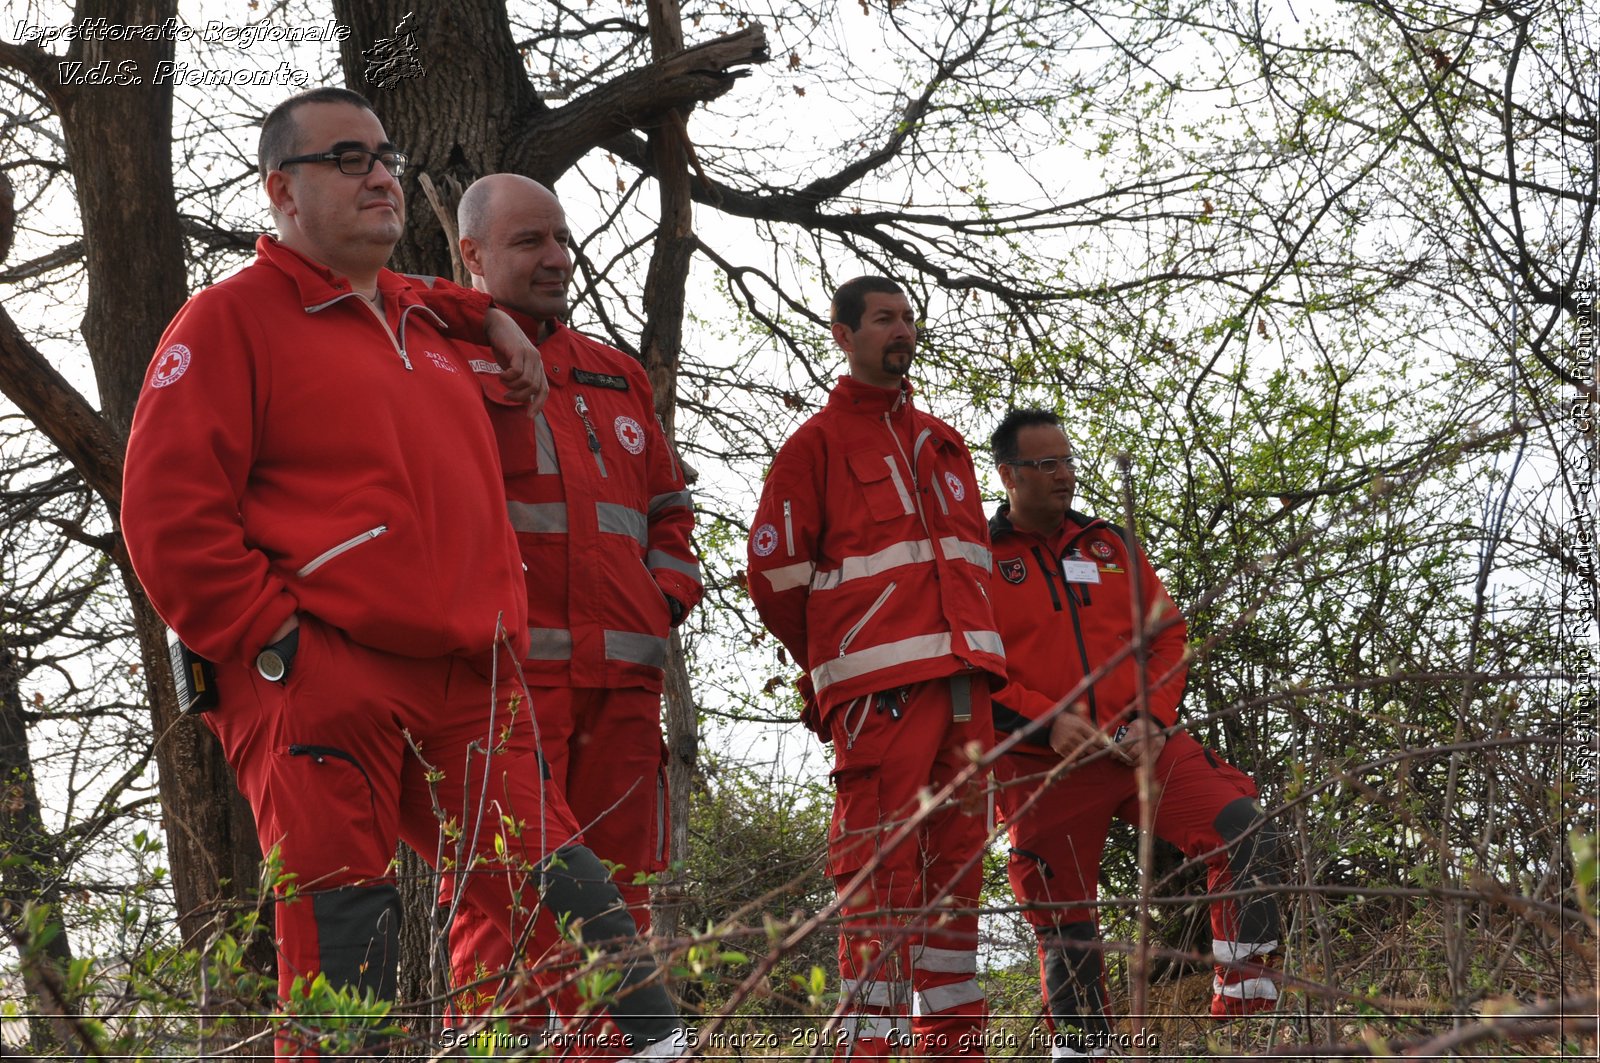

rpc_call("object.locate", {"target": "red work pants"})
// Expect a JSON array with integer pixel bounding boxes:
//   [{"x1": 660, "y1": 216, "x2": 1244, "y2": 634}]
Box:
[
  {"x1": 447, "y1": 685, "x2": 667, "y2": 1029},
  {"x1": 204, "y1": 618, "x2": 583, "y2": 1054},
  {"x1": 827, "y1": 674, "x2": 993, "y2": 1060},
  {"x1": 994, "y1": 730, "x2": 1278, "y2": 1049}
]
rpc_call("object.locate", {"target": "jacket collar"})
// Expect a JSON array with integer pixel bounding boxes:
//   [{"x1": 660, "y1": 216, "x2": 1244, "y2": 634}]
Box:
[
  {"x1": 827, "y1": 374, "x2": 916, "y2": 418},
  {"x1": 990, "y1": 502, "x2": 1104, "y2": 545},
  {"x1": 254, "y1": 235, "x2": 426, "y2": 314}
]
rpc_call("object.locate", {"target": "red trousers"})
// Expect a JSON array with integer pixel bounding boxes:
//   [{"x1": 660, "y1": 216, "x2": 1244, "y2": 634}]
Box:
[
  {"x1": 827, "y1": 674, "x2": 993, "y2": 1060},
  {"x1": 994, "y1": 730, "x2": 1280, "y2": 1049},
  {"x1": 447, "y1": 685, "x2": 667, "y2": 1024},
  {"x1": 205, "y1": 619, "x2": 583, "y2": 1050}
]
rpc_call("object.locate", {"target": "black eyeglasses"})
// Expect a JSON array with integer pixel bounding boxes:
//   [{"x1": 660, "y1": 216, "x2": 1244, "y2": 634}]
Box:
[
  {"x1": 278, "y1": 149, "x2": 409, "y2": 177},
  {"x1": 1003, "y1": 455, "x2": 1077, "y2": 473}
]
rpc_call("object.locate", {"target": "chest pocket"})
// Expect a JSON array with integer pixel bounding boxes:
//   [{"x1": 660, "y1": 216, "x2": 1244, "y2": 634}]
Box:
[{"x1": 846, "y1": 450, "x2": 918, "y2": 523}]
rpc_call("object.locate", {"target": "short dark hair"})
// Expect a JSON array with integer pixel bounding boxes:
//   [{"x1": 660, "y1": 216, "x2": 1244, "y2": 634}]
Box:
[
  {"x1": 991, "y1": 407, "x2": 1063, "y2": 464},
  {"x1": 258, "y1": 87, "x2": 379, "y2": 180},
  {"x1": 831, "y1": 276, "x2": 906, "y2": 331}
]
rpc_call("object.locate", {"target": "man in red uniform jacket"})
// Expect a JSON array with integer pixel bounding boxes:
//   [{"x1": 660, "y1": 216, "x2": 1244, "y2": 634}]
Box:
[
  {"x1": 985, "y1": 409, "x2": 1284, "y2": 1057},
  {"x1": 121, "y1": 89, "x2": 684, "y2": 1059},
  {"x1": 747, "y1": 277, "x2": 1005, "y2": 1059},
  {"x1": 419, "y1": 174, "x2": 703, "y2": 1023}
]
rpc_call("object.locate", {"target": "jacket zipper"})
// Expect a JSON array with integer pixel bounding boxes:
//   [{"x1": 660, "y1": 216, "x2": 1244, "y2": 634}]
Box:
[
  {"x1": 298, "y1": 525, "x2": 388, "y2": 577},
  {"x1": 573, "y1": 393, "x2": 608, "y2": 477},
  {"x1": 288, "y1": 744, "x2": 379, "y2": 819},
  {"x1": 838, "y1": 581, "x2": 896, "y2": 656},
  {"x1": 783, "y1": 500, "x2": 794, "y2": 556},
  {"x1": 309, "y1": 291, "x2": 414, "y2": 369}
]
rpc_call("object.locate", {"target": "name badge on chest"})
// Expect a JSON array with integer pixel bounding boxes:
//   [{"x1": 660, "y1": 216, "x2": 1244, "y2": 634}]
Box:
[{"x1": 1061, "y1": 556, "x2": 1101, "y2": 584}]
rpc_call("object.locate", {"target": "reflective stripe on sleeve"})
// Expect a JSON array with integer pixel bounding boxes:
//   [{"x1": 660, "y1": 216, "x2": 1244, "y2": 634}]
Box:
[
  {"x1": 648, "y1": 489, "x2": 693, "y2": 516},
  {"x1": 508, "y1": 501, "x2": 567, "y2": 533},
  {"x1": 762, "y1": 560, "x2": 816, "y2": 592},
  {"x1": 964, "y1": 629, "x2": 1005, "y2": 657},
  {"x1": 646, "y1": 550, "x2": 702, "y2": 581},
  {"x1": 840, "y1": 978, "x2": 902, "y2": 1008}
]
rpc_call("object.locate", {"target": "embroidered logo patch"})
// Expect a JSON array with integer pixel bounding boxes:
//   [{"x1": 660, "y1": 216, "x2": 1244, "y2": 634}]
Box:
[
  {"x1": 150, "y1": 344, "x2": 191, "y2": 388},
  {"x1": 1088, "y1": 540, "x2": 1115, "y2": 561},
  {"x1": 614, "y1": 415, "x2": 645, "y2": 454},
  {"x1": 573, "y1": 368, "x2": 629, "y2": 391},
  {"x1": 752, "y1": 523, "x2": 778, "y2": 557},
  {"x1": 425, "y1": 351, "x2": 459, "y2": 373},
  {"x1": 468, "y1": 358, "x2": 500, "y2": 375},
  {"x1": 999, "y1": 557, "x2": 1027, "y2": 584},
  {"x1": 944, "y1": 471, "x2": 966, "y2": 501}
]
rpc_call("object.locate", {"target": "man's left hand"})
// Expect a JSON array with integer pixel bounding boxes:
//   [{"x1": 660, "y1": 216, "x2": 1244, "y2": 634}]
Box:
[
  {"x1": 1115, "y1": 716, "x2": 1167, "y2": 767},
  {"x1": 484, "y1": 308, "x2": 548, "y2": 410}
]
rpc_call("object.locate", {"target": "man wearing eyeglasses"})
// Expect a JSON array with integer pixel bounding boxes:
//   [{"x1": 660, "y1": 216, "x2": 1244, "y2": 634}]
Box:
[
  {"x1": 122, "y1": 88, "x2": 686, "y2": 1059},
  {"x1": 986, "y1": 409, "x2": 1284, "y2": 1056}
]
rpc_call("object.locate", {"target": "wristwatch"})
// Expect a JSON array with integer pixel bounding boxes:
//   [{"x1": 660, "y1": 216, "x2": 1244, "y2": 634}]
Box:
[{"x1": 255, "y1": 627, "x2": 301, "y2": 683}]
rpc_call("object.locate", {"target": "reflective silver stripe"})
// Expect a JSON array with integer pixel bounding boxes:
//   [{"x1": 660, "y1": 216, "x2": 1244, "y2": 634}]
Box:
[
  {"x1": 529, "y1": 627, "x2": 573, "y2": 660},
  {"x1": 911, "y1": 946, "x2": 977, "y2": 975},
  {"x1": 646, "y1": 550, "x2": 703, "y2": 581},
  {"x1": 929, "y1": 464, "x2": 950, "y2": 515},
  {"x1": 841, "y1": 978, "x2": 902, "y2": 1008},
  {"x1": 1213, "y1": 939, "x2": 1278, "y2": 963},
  {"x1": 534, "y1": 413, "x2": 559, "y2": 474},
  {"x1": 605, "y1": 630, "x2": 668, "y2": 668},
  {"x1": 939, "y1": 536, "x2": 993, "y2": 572},
  {"x1": 508, "y1": 501, "x2": 567, "y2": 533},
  {"x1": 648, "y1": 489, "x2": 692, "y2": 516},
  {"x1": 1214, "y1": 976, "x2": 1279, "y2": 1000},
  {"x1": 811, "y1": 539, "x2": 934, "y2": 592},
  {"x1": 813, "y1": 632, "x2": 951, "y2": 691},
  {"x1": 913, "y1": 978, "x2": 984, "y2": 1014},
  {"x1": 596, "y1": 503, "x2": 648, "y2": 545},
  {"x1": 841, "y1": 1014, "x2": 909, "y2": 1043},
  {"x1": 762, "y1": 560, "x2": 816, "y2": 592},
  {"x1": 912, "y1": 426, "x2": 934, "y2": 470},
  {"x1": 964, "y1": 629, "x2": 1005, "y2": 657},
  {"x1": 883, "y1": 456, "x2": 915, "y2": 514}
]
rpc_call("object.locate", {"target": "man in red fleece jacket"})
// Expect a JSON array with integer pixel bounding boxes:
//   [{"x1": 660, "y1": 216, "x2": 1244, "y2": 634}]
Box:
[
  {"x1": 985, "y1": 408, "x2": 1284, "y2": 1056},
  {"x1": 121, "y1": 88, "x2": 684, "y2": 1059},
  {"x1": 415, "y1": 175, "x2": 703, "y2": 1026}
]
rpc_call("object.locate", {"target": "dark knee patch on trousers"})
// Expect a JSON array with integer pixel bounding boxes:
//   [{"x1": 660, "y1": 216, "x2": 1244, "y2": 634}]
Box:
[
  {"x1": 1039, "y1": 921, "x2": 1112, "y2": 1048},
  {"x1": 540, "y1": 845, "x2": 678, "y2": 1050},
  {"x1": 313, "y1": 884, "x2": 400, "y2": 999},
  {"x1": 1212, "y1": 796, "x2": 1283, "y2": 945}
]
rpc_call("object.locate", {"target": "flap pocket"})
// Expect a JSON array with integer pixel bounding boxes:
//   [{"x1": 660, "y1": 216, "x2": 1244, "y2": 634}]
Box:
[{"x1": 846, "y1": 450, "x2": 916, "y2": 522}]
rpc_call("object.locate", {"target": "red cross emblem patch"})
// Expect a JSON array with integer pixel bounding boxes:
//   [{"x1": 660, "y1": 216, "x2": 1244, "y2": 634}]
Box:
[
  {"x1": 150, "y1": 343, "x2": 191, "y2": 389},
  {"x1": 614, "y1": 415, "x2": 645, "y2": 455}
]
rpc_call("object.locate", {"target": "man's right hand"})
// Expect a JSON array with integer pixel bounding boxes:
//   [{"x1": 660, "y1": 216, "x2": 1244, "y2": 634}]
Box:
[{"x1": 1049, "y1": 702, "x2": 1115, "y2": 763}]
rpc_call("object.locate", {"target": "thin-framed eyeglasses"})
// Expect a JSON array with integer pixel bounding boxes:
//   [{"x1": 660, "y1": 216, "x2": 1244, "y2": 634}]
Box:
[
  {"x1": 1003, "y1": 455, "x2": 1077, "y2": 474},
  {"x1": 278, "y1": 149, "x2": 409, "y2": 177}
]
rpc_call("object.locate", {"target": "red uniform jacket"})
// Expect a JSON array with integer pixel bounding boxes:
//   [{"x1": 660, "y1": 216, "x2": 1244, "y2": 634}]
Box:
[
  {"x1": 122, "y1": 237, "x2": 528, "y2": 665},
  {"x1": 747, "y1": 376, "x2": 1005, "y2": 719},
  {"x1": 418, "y1": 282, "x2": 703, "y2": 691},
  {"x1": 988, "y1": 504, "x2": 1188, "y2": 752}
]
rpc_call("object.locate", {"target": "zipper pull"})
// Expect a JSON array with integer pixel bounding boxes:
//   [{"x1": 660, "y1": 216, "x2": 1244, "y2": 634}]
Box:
[
  {"x1": 399, "y1": 348, "x2": 413, "y2": 371},
  {"x1": 574, "y1": 394, "x2": 601, "y2": 453}
]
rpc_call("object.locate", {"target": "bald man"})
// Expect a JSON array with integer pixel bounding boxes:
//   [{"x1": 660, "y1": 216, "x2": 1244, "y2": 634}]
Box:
[{"x1": 419, "y1": 175, "x2": 703, "y2": 1026}]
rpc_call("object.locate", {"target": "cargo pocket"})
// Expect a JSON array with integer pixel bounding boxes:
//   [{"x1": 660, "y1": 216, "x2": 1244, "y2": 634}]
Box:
[
  {"x1": 828, "y1": 765, "x2": 884, "y2": 878},
  {"x1": 846, "y1": 451, "x2": 917, "y2": 523}
]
